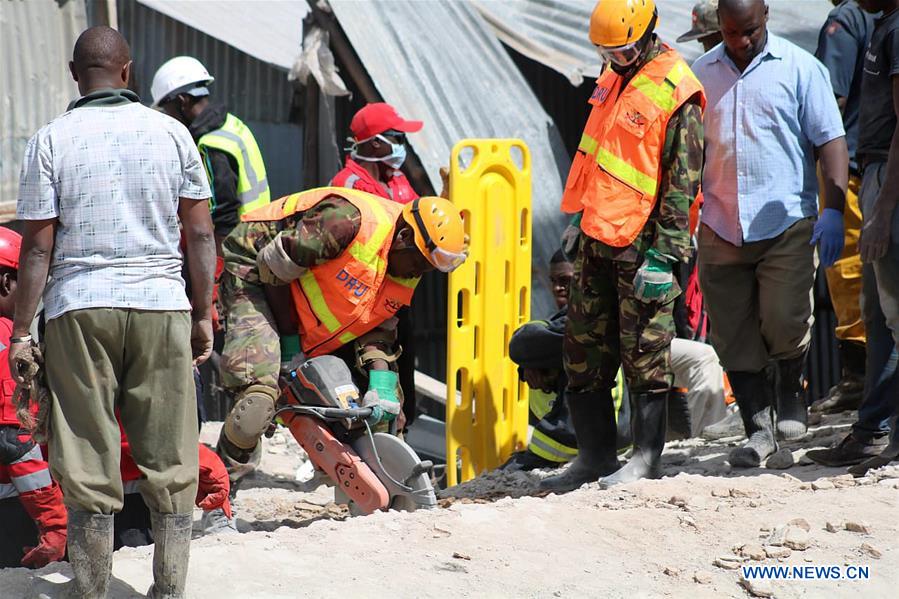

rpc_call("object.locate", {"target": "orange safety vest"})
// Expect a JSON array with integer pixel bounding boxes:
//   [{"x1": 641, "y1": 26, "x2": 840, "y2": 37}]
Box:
[
  {"x1": 242, "y1": 187, "x2": 420, "y2": 357},
  {"x1": 561, "y1": 46, "x2": 706, "y2": 247}
]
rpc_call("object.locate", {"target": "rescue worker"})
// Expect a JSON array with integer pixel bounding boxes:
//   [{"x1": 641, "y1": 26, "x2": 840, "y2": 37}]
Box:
[
  {"x1": 151, "y1": 56, "x2": 271, "y2": 247},
  {"x1": 0, "y1": 228, "x2": 67, "y2": 569},
  {"x1": 503, "y1": 250, "x2": 630, "y2": 471},
  {"x1": 331, "y1": 103, "x2": 422, "y2": 204},
  {"x1": 214, "y1": 187, "x2": 466, "y2": 485},
  {"x1": 677, "y1": 1, "x2": 724, "y2": 53},
  {"x1": 541, "y1": 0, "x2": 705, "y2": 492},
  {"x1": 331, "y1": 103, "x2": 425, "y2": 426}
]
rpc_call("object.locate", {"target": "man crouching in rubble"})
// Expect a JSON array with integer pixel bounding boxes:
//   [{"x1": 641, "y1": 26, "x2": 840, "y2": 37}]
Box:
[{"x1": 214, "y1": 187, "x2": 466, "y2": 491}]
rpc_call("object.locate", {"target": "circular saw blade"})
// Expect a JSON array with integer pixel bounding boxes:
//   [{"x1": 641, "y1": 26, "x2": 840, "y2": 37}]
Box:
[{"x1": 351, "y1": 432, "x2": 437, "y2": 511}]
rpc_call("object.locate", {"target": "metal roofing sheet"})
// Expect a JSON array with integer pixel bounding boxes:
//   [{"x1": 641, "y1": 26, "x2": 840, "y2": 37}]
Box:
[
  {"x1": 475, "y1": 0, "x2": 836, "y2": 86},
  {"x1": 135, "y1": 0, "x2": 308, "y2": 70},
  {"x1": 0, "y1": 0, "x2": 86, "y2": 219},
  {"x1": 329, "y1": 0, "x2": 570, "y2": 316}
]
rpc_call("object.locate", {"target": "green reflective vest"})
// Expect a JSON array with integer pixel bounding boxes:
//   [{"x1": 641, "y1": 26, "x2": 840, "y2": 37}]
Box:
[{"x1": 197, "y1": 113, "x2": 271, "y2": 215}]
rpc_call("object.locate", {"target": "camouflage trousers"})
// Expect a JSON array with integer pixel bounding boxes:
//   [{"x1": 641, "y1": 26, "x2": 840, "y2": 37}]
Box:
[
  {"x1": 564, "y1": 234, "x2": 676, "y2": 394},
  {"x1": 220, "y1": 271, "x2": 281, "y2": 392}
]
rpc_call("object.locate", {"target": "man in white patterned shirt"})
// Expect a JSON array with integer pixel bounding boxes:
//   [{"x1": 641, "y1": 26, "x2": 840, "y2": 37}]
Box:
[{"x1": 10, "y1": 27, "x2": 215, "y2": 598}]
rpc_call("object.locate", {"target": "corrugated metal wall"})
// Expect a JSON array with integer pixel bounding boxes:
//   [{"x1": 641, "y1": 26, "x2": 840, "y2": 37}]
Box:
[
  {"x1": 115, "y1": 0, "x2": 303, "y2": 198},
  {"x1": 0, "y1": 0, "x2": 86, "y2": 219}
]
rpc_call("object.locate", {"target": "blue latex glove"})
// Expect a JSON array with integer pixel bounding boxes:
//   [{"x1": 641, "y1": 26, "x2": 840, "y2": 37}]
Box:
[{"x1": 811, "y1": 208, "x2": 845, "y2": 268}]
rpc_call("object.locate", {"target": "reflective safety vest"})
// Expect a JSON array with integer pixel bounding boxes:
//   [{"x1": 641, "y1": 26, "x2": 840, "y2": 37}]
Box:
[
  {"x1": 561, "y1": 47, "x2": 706, "y2": 247},
  {"x1": 198, "y1": 113, "x2": 271, "y2": 216},
  {"x1": 242, "y1": 187, "x2": 420, "y2": 357}
]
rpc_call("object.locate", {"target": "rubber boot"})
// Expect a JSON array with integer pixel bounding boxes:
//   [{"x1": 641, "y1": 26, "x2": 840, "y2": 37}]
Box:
[
  {"x1": 775, "y1": 354, "x2": 809, "y2": 440},
  {"x1": 728, "y1": 371, "x2": 777, "y2": 468},
  {"x1": 666, "y1": 388, "x2": 692, "y2": 441},
  {"x1": 539, "y1": 390, "x2": 620, "y2": 493},
  {"x1": 600, "y1": 390, "x2": 668, "y2": 488},
  {"x1": 68, "y1": 510, "x2": 114, "y2": 598},
  {"x1": 147, "y1": 512, "x2": 193, "y2": 599}
]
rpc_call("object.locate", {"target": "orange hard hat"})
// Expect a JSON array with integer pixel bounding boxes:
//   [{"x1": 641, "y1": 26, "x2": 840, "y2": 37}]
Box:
[
  {"x1": 590, "y1": 0, "x2": 657, "y2": 47},
  {"x1": 401, "y1": 197, "x2": 466, "y2": 273},
  {"x1": 0, "y1": 227, "x2": 22, "y2": 271}
]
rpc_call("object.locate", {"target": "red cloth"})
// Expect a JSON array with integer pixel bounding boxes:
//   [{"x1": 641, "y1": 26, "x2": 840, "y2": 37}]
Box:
[
  {"x1": 120, "y1": 436, "x2": 231, "y2": 517},
  {"x1": 196, "y1": 444, "x2": 231, "y2": 518},
  {"x1": 331, "y1": 157, "x2": 419, "y2": 205},
  {"x1": 18, "y1": 482, "x2": 67, "y2": 568},
  {"x1": 349, "y1": 103, "x2": 422, "y2": 141}
]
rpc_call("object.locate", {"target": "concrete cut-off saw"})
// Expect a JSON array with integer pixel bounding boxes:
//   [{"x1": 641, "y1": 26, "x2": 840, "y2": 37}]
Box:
[{"x1": 273, "y1": 355, "x2": 437, "y2": 515}]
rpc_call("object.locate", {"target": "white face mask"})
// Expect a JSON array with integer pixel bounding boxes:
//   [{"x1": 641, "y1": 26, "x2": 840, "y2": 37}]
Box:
[{"x1": 350, "y1": 134, "x2": 407, "y2": 169}]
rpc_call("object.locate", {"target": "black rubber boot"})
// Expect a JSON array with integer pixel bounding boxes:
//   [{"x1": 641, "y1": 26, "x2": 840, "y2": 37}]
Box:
[
  {"x1": 848, "y1": 433, "x2": 899, "y2": 477},
  {"x1": 600, "y1": 390, "x2": 668, "y2": 488},
  {"x1": 775, "y1": 354, "x2": 809, "y2": 440},
  {"x1": 666, "y1": 388, "x2": 692, "y2": 441},
  {"x1": 147, "y1": 512, "x2": 193, "y2": 599},
  {"x1": 728, "y1": 371, "x2": 778, "y2": 468},
  {"x1": 539, "y1": 390, "x2": 620, "y2": 493}
]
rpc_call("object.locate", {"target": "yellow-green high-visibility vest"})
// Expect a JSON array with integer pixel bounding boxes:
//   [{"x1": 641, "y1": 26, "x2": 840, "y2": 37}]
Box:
[{"x1": 198, "y1": 113, "x2": 271, "y2": 215}]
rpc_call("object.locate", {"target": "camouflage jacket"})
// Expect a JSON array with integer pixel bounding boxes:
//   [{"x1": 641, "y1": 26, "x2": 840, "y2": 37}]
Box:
[
  {"x1": 222, "y1": 197, "x2": 362, "y2": 284},
  {"x1": 592, "y1": 38, "x2": 704, "y2": 263}
]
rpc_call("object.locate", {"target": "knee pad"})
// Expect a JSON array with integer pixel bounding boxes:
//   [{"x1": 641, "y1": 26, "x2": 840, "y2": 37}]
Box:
[{"x1": 223, "y1": 385, "x2": 278, "y2": 450}]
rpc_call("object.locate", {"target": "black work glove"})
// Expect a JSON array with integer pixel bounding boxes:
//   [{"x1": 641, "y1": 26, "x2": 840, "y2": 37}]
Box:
[{"x1": 0, "y1": 426, "x2": 35, "y2": 465}]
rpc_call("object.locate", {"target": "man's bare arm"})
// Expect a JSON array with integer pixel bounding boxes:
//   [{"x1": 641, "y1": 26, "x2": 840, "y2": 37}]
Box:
[
  {"x1": 12, "y1": 219, "x2": 56, "y2": 338},
  {"x1": 179, "y1": 197, "x2": 216, "y2": 363}
]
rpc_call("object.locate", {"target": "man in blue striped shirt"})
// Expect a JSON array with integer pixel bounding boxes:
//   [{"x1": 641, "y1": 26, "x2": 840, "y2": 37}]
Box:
[{"x1": 692, "y1": 0, "x2": 849, "y2": 468}]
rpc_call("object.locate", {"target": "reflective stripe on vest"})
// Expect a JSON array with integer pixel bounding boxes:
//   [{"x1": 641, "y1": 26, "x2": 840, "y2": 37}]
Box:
[
  {"x1": 198, "y1": 113, "x2": 271, "y2": 215},
  {"x1": 0, "y1": 482, "x2": 17, "y2": 499},
  {"x1": 528, "y1": 428, "x2": 578, "y2": 463}
]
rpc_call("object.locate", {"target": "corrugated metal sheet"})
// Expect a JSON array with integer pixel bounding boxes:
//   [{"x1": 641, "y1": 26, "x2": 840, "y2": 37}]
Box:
[
  {"x1": 117, "y1": 0, "x2": 303, "y2": 198},
  {"x1": 475, "y1": 0, "x2": 836, "y2": 86},
  {"x1": 0, "y1": 0, "x2": 86, "y2": 220},
  {"x1": 328, "y1": 0, "x2": 568, "y2": 317},
  {"x1": 134, "y1": 0, "x2": 308, "y2": 70}
]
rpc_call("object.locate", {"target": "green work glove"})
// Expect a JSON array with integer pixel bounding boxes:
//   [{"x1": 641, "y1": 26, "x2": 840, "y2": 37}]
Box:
[
  {"x1": 364, "y1": 370, "x2": 400, "y2": 424},
  {"x1": 280, "y1": 334, "x2": 301, "y2": 363},
  {"x1": 633, "y1": 248, "x2": 675, "y2": 302}
]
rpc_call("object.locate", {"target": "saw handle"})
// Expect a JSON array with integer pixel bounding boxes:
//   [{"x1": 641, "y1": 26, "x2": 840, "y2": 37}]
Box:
[{"x1": 274, "y1": 405, "x2": 373, "y2": 421}]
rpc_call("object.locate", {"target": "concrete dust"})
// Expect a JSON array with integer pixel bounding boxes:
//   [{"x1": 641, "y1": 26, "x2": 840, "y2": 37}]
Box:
[{"x1": 2, "y1": 413, "x2": 897, "y2": 598}]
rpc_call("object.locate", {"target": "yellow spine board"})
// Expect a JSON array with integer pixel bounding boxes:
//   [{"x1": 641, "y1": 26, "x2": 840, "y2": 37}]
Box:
[{"x1": 445, "y1": 139, "x2": 532, "y2": 486}]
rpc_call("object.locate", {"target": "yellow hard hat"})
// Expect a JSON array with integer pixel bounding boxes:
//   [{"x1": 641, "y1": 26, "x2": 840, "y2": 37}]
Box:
[
  {"x1": 401, "y1": 197, "x2": 467, "y2": 273},
  {"x1": 590, "y1": 0, "x2": 657, "y2": 47}
]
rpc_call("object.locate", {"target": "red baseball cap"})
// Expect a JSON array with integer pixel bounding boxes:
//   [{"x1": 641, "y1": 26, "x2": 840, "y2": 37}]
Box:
[{"x1": 350, "y1": 103, "x2": 423, "y2": 141}]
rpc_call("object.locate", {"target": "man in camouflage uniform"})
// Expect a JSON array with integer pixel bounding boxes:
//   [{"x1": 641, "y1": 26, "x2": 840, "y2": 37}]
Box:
[
  {"x1": 216, "y1": 190, "x2": 465, "y2": 488},
  {"x1": 541, "y1": 0, "x2": 705, "y2": 492}
]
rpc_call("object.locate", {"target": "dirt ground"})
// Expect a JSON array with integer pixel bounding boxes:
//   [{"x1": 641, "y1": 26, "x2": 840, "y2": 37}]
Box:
[{"x1": 2, "y1": 414, "x2": 897, "y2": 598}]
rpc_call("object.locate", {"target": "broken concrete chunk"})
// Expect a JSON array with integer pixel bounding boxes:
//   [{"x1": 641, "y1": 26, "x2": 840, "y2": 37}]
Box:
[
  {"x1": 739, "y1": 544, "x2": 767, "y2": 561},
  {"x1": 825, "y1": 521, "x2": 841, "y2": 533},
  {"x1": 811, "y1": 479, "x2": 835, "y2": 491},
  {"x1": 860, "y1": 543, "x2": 882, "y2": 559},
  {"x1": 714, "y1": 557, "x2": 742, "y2": 570},
  {"x1": 668, "y1": 495, "x2": 687, "y2": 508},
  {"x1": 763, "y1": 545, "x2": 791, "y2": 559},
  {"x1": 787, "y1": 518, "x2": 811, "y2": 532},
  {"x1": 693, "y1": 570, "x2": 713, "y2": 584},
  {"x1": 663, "y1": 566, "x2": 680, "y2": 577},
  {"x1": 739, "y1": 578, "x2": 775, "y2": 598},
  {"x1": 845, "y1": 521, "x2": 872, "y2": 535},
  {"x1": 768, "y1": 525, "x2": 810, "y2": 550},
  {"x1": 765, "y1": 448, "x2": 794, "y2": 470}
]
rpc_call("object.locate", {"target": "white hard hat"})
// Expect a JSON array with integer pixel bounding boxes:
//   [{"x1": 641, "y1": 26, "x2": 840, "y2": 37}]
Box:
[{"x1": 150, "y1": 56, "x2": 215, "y2": 107}]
